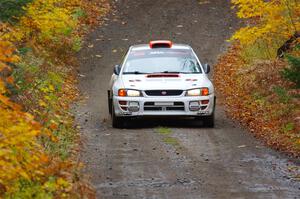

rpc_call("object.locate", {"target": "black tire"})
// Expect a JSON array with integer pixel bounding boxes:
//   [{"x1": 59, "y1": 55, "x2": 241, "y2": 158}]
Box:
[
  {"x1": 202, "y1": 112, "x2": 215, "y2": 128},
  {"x1": 107, "y1": 90, "x2": 112, "y2": 115},
  {"x1": 111, "y1": 103, "x2": 125, "y2": 128},
  {"x1": 198, "y1": 96, "x2": 216, "y2": 128}
]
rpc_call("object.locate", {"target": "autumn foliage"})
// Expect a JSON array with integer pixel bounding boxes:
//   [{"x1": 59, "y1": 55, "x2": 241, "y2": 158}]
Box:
[
  {"x1": 231, "y1": 0, "x2": 299, "y2": 58},
  {"x1": 214, "y1": 0, "x2": 300, "y2": 156},
  {"x1": 0, "y1": 0, "x2": 109, "y2": 198},
  {"x1": 0, "y1": 40, "x2": 48, "y2": 194}
]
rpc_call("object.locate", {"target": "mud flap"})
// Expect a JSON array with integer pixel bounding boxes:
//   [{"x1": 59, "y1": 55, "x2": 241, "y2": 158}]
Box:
[
  {"x1": 213, "y1": 96, "x2": 216, "y2": 112},
  {"x1": 107, "y1": 90, "x2": 112, "y2": 114}
]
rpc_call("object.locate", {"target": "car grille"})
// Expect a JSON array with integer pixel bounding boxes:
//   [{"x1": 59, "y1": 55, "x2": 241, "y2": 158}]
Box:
[
  {"x1": 144, "y1": 102, "x2": 185, "y2": 111},
  {"x1": 144, "y1": 90, "x2": 183, "y2": 96}
]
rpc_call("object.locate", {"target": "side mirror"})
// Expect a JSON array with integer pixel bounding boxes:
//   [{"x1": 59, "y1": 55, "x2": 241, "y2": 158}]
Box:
[
  {"x1": 204, "y1": 63, "x2": 211, "y2": 74},
  {"x1": 114, "y1": 64, "x2": 121, "y2": 75}
]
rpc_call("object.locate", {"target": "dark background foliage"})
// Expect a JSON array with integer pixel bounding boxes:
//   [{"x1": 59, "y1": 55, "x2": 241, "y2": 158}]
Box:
[{"x1": 0, "y1": 0, "x2": 33, "y2": 23}]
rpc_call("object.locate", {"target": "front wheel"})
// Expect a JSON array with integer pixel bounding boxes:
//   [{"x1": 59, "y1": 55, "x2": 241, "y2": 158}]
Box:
[
  {"x1": 202, "y1": 112, "x2": 215, "y2": 128},
  {"x1": 197, "y1": 96, "x2": 216, "y2": 128},
  {"x1": 111, "y1": 104, "x2": 126, "y2": 128}
]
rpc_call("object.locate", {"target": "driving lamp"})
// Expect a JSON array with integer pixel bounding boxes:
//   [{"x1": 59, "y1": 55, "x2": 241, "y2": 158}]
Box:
[
  {"x1": 118, "y1": 89, "x2": 141, "y2": 97},
  {"x1": 186, "y1": 88, "x2": 209, "y2": 96}
]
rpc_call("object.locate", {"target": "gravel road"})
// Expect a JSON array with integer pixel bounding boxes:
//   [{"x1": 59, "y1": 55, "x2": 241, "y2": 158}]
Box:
[{"x1": 76, "y1": 0, "x2": 300, "y2": 198}]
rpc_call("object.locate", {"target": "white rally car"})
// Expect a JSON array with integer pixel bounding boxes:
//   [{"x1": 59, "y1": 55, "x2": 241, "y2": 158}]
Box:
[{"x1": 108, "y1": 40, "x2": 215, "y2": 128}]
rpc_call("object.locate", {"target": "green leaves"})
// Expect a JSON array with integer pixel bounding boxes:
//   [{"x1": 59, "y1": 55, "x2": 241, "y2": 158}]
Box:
[
  {"x1": 281, "y1": 55, "x2": 300, "y2": 88},
  {"x1": 273, "y1": 86, "x2": 291, "y2": 104},
  {"x1": 0, "y1": 0, "x2": 33, "y2": 23}
]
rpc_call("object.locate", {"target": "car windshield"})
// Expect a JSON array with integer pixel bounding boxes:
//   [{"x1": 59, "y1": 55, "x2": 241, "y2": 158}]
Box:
[{"x1": 122, "y1": 48, "x2": 202, "y2": 74}]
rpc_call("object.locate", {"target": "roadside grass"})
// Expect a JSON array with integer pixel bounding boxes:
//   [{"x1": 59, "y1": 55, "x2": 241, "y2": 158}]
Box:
[
  {"x1": 155, "y1": 127, "x2": 180, "y2": 147},
  {"x1": 273, "y1": 86, "x2": 292, "y2": 104},
  {"x1": 12, "y1": 51, "x2": 80, "y2": 160},
  {"x1": 163, "y1": 137, "x2": 180, "y2": 146},
  {"x1": 156, "y1": 127, "x2": 172, "y2": 135},
  {"x1": 240, "y1": 40, "x2": 277, "y2": 63}
]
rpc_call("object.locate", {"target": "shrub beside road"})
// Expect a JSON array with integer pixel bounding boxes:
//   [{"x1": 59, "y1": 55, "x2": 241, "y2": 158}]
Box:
[
  {"x1": 0, "y1": 0, "x2": 109, "y2": 197},
  {"x1": 214, "y1": 0, "x2": 300, "y2": 156}
]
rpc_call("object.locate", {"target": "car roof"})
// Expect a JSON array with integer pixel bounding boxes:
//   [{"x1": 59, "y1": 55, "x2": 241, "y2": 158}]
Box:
[{"x1": 130, "y1": 43, "x2": 192, "y2": 51}]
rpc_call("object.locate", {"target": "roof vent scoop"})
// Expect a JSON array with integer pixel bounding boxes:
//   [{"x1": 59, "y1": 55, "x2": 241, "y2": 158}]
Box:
[{"x1": 149, "y1": 40, "x2": 172, "y2": 48}]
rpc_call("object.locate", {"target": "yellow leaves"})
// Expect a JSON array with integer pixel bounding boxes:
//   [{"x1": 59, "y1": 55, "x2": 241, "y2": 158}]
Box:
[
  {"x1": 0, "y1": 0, "x2": 108, "y2": 197},
  {"x1": 40, "y1": 86, "x2": 50, "y2": 93},
  {"x1": 56, "y1": 177, "x2": 70, "y2": 189},
  {"x1": 39, "y1": 99, "x2": 47, "y2": 107},
  {"x1": 0, "y1": 38, "x2": 50, "y2": 193},
  {"x1": 0, "y1": 81, "x2": 5, "y2": 94},
  {"x1": 231, "y1": 26, "x2": 263, "y2": 45},
  {"x1": 232, "y1": 0, "x2": 266, "y2": 18},
  {"x1": 49, "y1": 84, "x2": 55, "y2": 91},
  {"x1": 0, "y1": 105, "x2": 49, "y2": 191},
  {"x1": 231, "y1": 0, "x2": 300, "y2": 52},
  {"x1": 1, "y1": 0, "x2": 79, "y2": 43}
]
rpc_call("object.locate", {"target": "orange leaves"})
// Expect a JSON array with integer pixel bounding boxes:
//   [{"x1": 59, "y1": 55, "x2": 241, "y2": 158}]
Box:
[
  {"x1": 0, "y1": 81, "x2": 5, "y2": 94},
  {"x1": 78, "y1": 0, "x2": 110, "y2": 27},
  {"x1": 0, "y1": 39, "x2": 52, "y2": 193},
  {"x1": 0, "y1": 41, "x2": 21, "y2": 110},
  {"x1": 0, "y1": 94, "x2": 21, "y2": 110},
  {"x1": 0, "y1": 41, "x2": 15, "y2": 94},
  {"x1": 225, "y1": 0, "x2": 300, "y2": 156},
  {"x1": 0, "y1": 42, "x2": 18, "y2": 93},
  {"x1": 0, "y1": 41, "x2": 19, "y2": 64},
  {"x1": 214, "y1": 45, "x2": 300, "y2": 157},
  {"x1": 0, "y1": 103, "x2": 50, "y2": 192},
  {"x1": 6, "y1": 76, "x2": 14, "y2": 84}
]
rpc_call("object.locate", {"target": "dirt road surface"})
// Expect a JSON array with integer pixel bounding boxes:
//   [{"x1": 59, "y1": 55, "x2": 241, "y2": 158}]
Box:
[{"x1": 76, "y1": 0, "x2": 300, "y2": 198}]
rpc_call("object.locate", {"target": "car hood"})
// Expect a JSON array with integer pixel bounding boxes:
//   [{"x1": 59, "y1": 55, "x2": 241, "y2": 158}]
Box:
[{"x1": 121, "y1": 74, "x2": 211, "y2": 90}]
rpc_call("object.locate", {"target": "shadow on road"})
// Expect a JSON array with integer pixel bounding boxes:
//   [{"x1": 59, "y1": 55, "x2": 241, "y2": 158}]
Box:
[{"x1": 111, "y1": 117, "x2": 216, "y2": 129}]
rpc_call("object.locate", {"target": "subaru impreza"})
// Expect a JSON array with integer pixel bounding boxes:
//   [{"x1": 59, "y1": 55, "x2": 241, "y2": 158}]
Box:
[{"x1": 108, "y1": 40, "x2": 215, "y2": 128}]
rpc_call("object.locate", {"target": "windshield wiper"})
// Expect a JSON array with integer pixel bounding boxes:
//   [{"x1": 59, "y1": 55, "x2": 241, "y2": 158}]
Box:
[
  {"x1": 159, "y1": 71, "x2": 200, "y2": 74},
  {"x1": 161, "y1": 71, "x2": 180, "y2": 73},
  {"x1": 123, "y1": 71, "x2": 149, "y2": 74}
]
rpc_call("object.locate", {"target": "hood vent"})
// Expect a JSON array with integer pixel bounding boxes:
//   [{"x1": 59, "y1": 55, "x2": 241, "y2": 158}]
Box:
[{"x1": 146, "y1": 74, "x2": 179, "y2": 78}]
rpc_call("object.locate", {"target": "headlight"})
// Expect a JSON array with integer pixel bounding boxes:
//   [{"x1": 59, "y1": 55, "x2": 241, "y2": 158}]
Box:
[
  {"x1": 118, "y1": 89, "x2": 141, "y2": 97},
  {"x1": 186, "y1": 88, "x2": 209, "y2": 96}
]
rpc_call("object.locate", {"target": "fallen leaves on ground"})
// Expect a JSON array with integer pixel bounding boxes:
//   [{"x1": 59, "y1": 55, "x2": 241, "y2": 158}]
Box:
[{"x1": 214, "y1": 45, "x2": 300, "y2": 157}]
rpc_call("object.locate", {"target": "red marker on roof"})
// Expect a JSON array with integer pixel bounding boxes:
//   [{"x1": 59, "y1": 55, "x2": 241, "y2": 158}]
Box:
[{"x1": 149, "y1": 40, "x2": 172, "y2": 48}]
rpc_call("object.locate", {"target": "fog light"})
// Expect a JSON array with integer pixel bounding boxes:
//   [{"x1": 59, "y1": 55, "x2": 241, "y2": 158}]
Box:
[
  {"x1": 119, "y1": 101, "x2": 127, "y2": 105},
  {"x1": 189, "y1": 101, "x2": 200, "y2": 111},
  {"x1": 128, "y1": 101, "x2": 139, "y2": 112}
]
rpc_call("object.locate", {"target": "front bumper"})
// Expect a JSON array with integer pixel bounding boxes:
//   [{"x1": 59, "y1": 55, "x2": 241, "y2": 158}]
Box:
[{"x1": 113, "y1": 94, "x2": 215, "y2": 117}]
